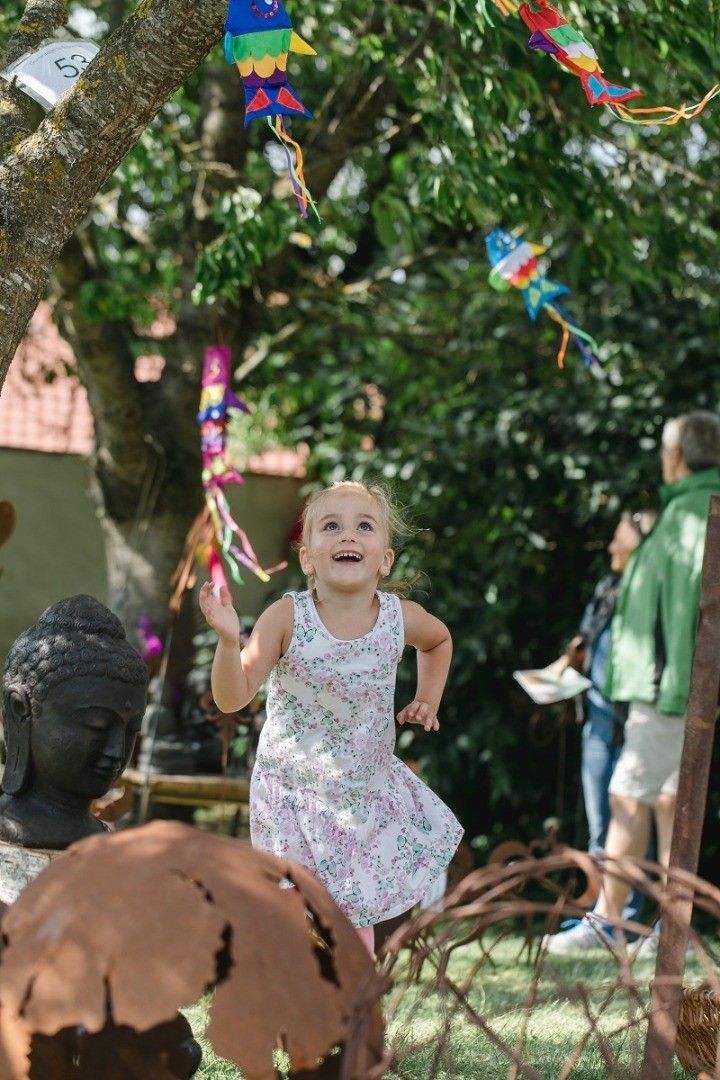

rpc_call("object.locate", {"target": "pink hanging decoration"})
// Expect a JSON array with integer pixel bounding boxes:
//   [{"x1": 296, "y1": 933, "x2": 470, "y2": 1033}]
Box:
[{"x1": 197, "y1": 345, "x2": 287, "y2": 589}]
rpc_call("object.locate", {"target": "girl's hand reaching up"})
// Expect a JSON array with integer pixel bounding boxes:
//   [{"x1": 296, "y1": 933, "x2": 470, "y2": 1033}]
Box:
[
  {"x1": 199, "y1": 582, "x2": 241, "y2": 644},
  {"x1": 397, "y1": 700, "x2": 440, "y2": 732}
]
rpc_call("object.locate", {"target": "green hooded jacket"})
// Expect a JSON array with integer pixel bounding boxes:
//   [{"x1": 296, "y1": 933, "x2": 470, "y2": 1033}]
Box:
[{"x1": 604, "y1": 468, "x2": 720, "y2": 716}]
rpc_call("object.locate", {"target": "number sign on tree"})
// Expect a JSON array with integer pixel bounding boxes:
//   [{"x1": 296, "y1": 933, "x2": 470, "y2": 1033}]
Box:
[{"x1": 0, "y1": 40, "x2": 99, "y2": 111}]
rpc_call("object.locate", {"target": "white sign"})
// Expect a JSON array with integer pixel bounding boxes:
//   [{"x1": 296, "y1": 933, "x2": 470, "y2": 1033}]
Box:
[{"x1": 0, "y1": 39, "x2": 99, "y2": 111}]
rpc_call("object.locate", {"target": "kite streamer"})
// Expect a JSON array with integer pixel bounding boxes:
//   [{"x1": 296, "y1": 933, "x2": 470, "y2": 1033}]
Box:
[
  {"x1": 494, "y1": 0, "x2": 719, "y2": 126},
  {"x1": 198, "y1": 345, "x2": 287, "y2": 590},
  {"x1": 224, "y1": 0, "x2": 319, "y2": 219},
  {"x1": 485, "y1": 228, "x2": 599, "y2": 368}
]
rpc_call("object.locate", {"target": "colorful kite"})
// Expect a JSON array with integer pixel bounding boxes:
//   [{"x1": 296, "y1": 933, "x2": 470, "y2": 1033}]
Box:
[
  {"x1": 224, "y1": 0, "x2": 319, "y2": 218},
  {"x1": 496, "y1": 0, "x2": 719, "y2": 126},
  {"x1": 485, "y1": 228, "x2": 599, "y2": 367},
  {"x1": 197, "y1": 345, "x2": 286, "y2": 591}
]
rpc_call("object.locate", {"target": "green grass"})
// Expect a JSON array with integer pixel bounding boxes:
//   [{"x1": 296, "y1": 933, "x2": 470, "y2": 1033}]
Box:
[{"x1": 184, "y1": 933, "x2": 707, "y2": 1078}]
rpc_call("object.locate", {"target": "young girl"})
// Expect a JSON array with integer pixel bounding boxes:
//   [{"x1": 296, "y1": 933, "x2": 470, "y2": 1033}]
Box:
[{"x1": 199, "y1": 480, "x2": 463, "y2": 955}]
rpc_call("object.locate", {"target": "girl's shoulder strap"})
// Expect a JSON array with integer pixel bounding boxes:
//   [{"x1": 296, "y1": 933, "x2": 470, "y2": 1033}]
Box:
[
  {"x1": 283, "y1": 588, "x2": 311, "y2": 611},
  {"x1": 282, "y1": 589, "x2": 316, "y2": 644},
  {"x1": 379, "y1": 589, "x2": 402, "y2": 616},
  {"x1": 378, "y1": 590, "x2": 404, "y2": 651}
]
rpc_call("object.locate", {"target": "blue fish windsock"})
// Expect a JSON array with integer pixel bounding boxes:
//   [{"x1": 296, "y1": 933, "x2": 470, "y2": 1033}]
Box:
[
  {"x1": 485, "y1": 228, "x2": 568, "y2": 320},
  {"x1": 224, "y1": 0, "x2": 319, "y2": 218},
  {"x1": 485, "y1": 228, "x2": 599, "y2": 367},
  {"x1": 224, "y1": 0, "x2": 315, "y2": 123}
]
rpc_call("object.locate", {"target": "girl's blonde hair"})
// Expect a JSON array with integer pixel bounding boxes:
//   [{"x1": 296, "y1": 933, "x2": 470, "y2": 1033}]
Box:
[{"x1": 299, "y1": 480, "x2": 419, "y2": 596}]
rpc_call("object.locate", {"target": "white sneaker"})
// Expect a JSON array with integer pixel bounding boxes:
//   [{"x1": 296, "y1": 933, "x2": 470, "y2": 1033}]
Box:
[{"x1": 542, "y1": 915, "x2": 618, "y2": 955}]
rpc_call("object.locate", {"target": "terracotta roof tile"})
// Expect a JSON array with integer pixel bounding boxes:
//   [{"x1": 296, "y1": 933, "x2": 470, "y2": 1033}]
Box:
[
  {"x1": 0, "y1": 303, "x2": 94, "y2": 455},
  {"x1": 0, "y1": 305, "x2": 307, "y2": 478}
]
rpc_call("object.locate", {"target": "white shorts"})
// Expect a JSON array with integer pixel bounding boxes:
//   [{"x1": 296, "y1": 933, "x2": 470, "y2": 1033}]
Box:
[{"x1": 608, "y1": 701, "x2": 686, "y2": 804}]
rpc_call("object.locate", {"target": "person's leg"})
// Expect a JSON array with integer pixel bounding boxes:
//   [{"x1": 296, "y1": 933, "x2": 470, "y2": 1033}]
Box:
[
  {"x1": 356, "y1": 924, "x2": 375, "y2": 957},
  {"x1": 374, "y1": 910, "x2": 413, "y2": 954},
  {"x1": 581, "y1": 701, "x2": 620, "y2": 855},
  {"x1": 654, "y1": 792, "x2": 677, "y2": 871},
  {"x1": 631, "y1": 790, "x2": 679, "y2": 957},
  {"x1": 542, "y1": 703, "x2": 667, "y2": 955},
  {"x1": 593, "y1": 793, "x2": 652, "y2": 922}
]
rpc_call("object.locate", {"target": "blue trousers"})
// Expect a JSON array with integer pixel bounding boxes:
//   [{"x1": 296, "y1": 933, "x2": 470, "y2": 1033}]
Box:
[
  {"x1": 581, "y1": 698, "x2": 620, "y2": 856},
  {"x1": 581, "y1": 698, "x2": 647, "y2": 924}
]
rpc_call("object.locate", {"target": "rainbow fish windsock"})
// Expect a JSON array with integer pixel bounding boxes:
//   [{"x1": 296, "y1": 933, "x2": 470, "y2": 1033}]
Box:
[
  {"x1": 224, "y1": 0, "x2": 319, "y2": 218},
  {"x1": 485, "y1": 228, "x2": 599, "y2": 368},
  {"x1": 518, "y1": 0, "x2": 640, "y2": 106},
  {"x1": 198, "y1": 346, "x2": 287, "y2": 586},
  {"x1": 515, "y1": 0, "x2": 718, "y2": 125}
]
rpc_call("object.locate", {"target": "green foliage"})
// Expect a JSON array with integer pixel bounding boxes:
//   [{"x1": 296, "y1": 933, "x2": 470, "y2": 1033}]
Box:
[
  {"x1": 12, "y1": 0, "x2": 720, "y2": 866},
  {"x1": 236, "y1": 240, "x2": 720, "y2": 860},
  {"x1": 0, "y1": 2, "x2": 25, "y2": 51},
  {"x1": 193, "y1": 188, "x2": 289, "y2": 305},
  {"x1": 212, "y1": 0, "x2": 720, "y2": 862}
]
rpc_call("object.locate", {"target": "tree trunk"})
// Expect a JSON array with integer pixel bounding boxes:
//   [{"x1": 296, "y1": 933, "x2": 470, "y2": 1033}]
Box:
[
  {"x1": 101, "y1": 502, "x2": 202, "y2": 686},
  {"x1": 2, "y1": 0, "x2": 401, "y2": 679}
]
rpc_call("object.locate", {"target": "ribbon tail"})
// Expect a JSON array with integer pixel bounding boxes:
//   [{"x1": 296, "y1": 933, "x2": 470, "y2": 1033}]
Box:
[
  {"x1": 609, "y1": 84, "x2": 719, "y2": 126},
  {"x1": 269, "y1": 116, "x2": 321, "y2": 221},
  {"x1": 545, "y1": 303, "x2": 600, "y2": 367}
]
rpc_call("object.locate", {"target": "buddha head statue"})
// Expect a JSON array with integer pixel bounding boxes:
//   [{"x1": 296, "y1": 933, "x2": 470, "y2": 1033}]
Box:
[{"x1": 1, "y1": 595, "x2": 148, "y2": 849}]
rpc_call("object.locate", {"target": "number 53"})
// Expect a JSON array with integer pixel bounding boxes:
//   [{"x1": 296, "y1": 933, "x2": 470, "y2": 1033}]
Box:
[{"x1": 54, "y1": 54, "x2": 90, "y2": 79}]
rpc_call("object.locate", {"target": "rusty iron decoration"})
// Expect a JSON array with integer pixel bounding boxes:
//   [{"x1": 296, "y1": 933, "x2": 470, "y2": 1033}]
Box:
[{"x1": 0, "y1": 820, "x2": 384, "y2": 1079}]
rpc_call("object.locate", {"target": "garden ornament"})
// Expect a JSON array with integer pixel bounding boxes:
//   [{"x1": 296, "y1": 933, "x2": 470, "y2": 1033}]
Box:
[
  {"x1": 494, "y1": 0, "x2": 719, "y2": 126},
  {"x1": 224, "y1": 0, "x2": 319, "y2": 218},
  {"x1": 485, "y1": 227, "x2": 599, "y2": 367},
  {"x1": 0, "y1": 598, "x2": 204, "y2": 1078},
  {"x1": 197, "y1": 345, "x2": 287, "y2": 593},
  {"x1": 0, "y1": 820, "x2": 384, "y2": 1080},
  {"x1": 0, "y1": 595, "x2": 148, "y2": 851}
]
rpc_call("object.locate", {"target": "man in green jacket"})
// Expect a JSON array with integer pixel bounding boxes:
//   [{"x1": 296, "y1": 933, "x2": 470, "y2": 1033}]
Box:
[{"x1": 544, "y1": 410, "x2": 720, "y2": 954}]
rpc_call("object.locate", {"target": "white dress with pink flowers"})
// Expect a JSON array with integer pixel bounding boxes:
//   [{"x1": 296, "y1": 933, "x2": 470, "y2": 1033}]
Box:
[{"x1": 250, "y1": 589, "x2": 463, "y2": 926}]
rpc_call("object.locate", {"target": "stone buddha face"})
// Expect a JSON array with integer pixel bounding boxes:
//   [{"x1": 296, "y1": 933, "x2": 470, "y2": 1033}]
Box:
[
  {"x1": 24, "y1": 676, "x2": 146, "y2": 802},
  {"x1": 1, "y1": 595, "x2": 148, "y2": 849}
]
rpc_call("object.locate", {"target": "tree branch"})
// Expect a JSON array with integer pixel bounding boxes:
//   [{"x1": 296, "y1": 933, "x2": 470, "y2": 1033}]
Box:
[
  {"x1": 0, "y1": 0, "x2": 226, "y2": 391},
  {"x1": 0, "y1": 0, "x2": 69, "y2": 154},
  {"x1": 3, "y1": 0, "x2": 68, "y2": 67}
]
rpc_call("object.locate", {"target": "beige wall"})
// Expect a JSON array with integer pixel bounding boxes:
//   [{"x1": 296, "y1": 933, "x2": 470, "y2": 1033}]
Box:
[
  {"x1": 0, "y1": 448, "x2": 304, "y2": 664},
  {"x1": 1, "y1": 450, "x2": 108, "y2": 660}
]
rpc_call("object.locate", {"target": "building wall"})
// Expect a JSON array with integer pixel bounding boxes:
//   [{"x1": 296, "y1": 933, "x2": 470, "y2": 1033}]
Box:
[{"x1": 0, "y1": 448, "x2": 304, "y2": 664}]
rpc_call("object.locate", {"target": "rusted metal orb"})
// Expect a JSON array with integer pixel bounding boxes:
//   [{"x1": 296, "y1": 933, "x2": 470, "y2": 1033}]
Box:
[{"x1": 0, "y1": 820, "x2": 383, "y2": 1080}]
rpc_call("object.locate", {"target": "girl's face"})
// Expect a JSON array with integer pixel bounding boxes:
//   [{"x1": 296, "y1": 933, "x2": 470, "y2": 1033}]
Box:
[
  {"x1": 299, "y1": 490, "x2": 394, "y2": 590},
  {"x1": 608, "y1": 518, "x2": 641, "y2": 573}
]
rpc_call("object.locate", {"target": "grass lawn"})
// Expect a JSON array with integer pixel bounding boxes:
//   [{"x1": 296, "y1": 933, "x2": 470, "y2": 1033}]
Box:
[{"x1": 184, "y1": 930, "x2": 708, "y2": 1078}]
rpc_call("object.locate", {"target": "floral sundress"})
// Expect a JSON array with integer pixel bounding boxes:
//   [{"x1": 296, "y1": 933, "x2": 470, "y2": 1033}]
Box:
[{"x1": 250, "y1": 589, "x2": 463, "y2": 926}]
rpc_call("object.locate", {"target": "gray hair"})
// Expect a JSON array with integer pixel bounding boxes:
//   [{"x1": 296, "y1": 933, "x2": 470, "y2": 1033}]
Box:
[{"x1": 663, "y1": 411, "x2": 720, "y2": 472}]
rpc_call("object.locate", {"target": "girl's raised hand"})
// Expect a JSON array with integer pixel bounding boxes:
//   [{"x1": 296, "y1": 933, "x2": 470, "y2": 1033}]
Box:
[
  {"x1": 397, "y1": 700, "x2": 439, "y2": 733},
  {"x1": 199, "y1": 582, "x2": 241, "y2": 644}
]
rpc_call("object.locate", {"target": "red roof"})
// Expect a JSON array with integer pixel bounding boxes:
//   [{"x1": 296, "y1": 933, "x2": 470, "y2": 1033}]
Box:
[
  {"x1": 0, "y1": 303, "x2": 94, "y2": 455},
  {"x1": 0, "y1": 305, "x2": 306, "y2": 477}
]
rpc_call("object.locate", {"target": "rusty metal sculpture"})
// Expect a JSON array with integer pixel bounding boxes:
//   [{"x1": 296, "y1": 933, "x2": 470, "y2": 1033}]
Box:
[
  {"x1": 319, "y1": 846, "x2": 720, "y2": 1079},
  {"x1": 0, "y1": 820, "x2": 384, "y2": 1080}
]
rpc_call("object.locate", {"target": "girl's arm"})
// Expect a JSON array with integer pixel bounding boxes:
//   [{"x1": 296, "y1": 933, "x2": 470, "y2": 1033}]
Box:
[
  {"x1": 199, "y1": 584, "x2": 292, "y2": 712},
  {"x1": 397, "y1": 600, "x2": 453, "y2": 732}
]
